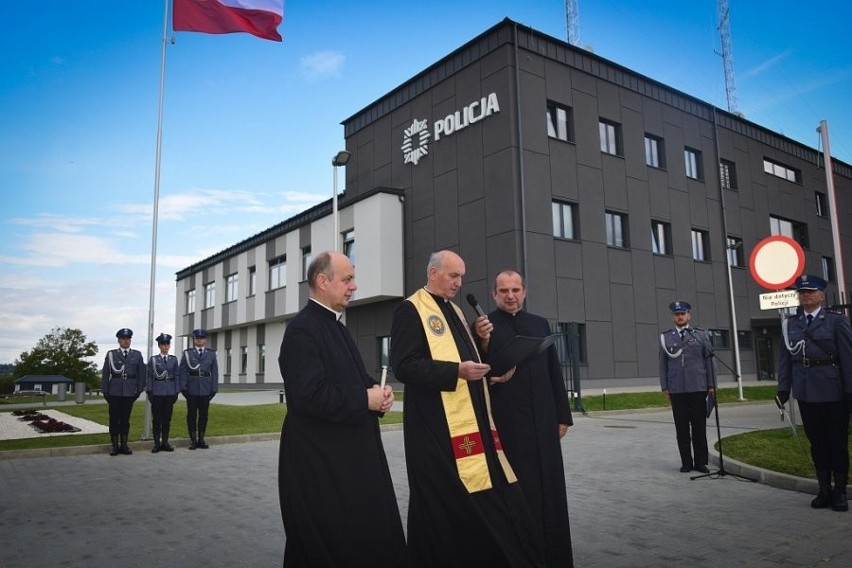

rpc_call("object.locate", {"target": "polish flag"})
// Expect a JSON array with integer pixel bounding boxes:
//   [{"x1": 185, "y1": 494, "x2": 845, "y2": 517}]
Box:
[{"x1": 173, "y1": 0, "x2": 284, "y2": 42}]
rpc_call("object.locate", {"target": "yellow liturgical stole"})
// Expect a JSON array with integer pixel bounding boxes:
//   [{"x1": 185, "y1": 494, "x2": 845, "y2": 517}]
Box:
[{"x1": 407, "y1": 288, "x2": 517, "y2": 493}]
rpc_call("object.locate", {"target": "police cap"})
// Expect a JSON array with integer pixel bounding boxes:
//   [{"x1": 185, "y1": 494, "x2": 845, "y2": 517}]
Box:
[
  {"x1": 192, "y1": 329, "x2": 208, "y2": 338},
  {"x1": 155, "y1": 333, "x2": 172, "y2": 344},
  {"x1": 668, "y1": 301, "x2": 691, "y2": 313},
  {"x1": 794, "y1": 274, "x2": 827, "y2": 291},
  {"x1": 116, "y1": 328, "x2": 133, "y2": 338}
]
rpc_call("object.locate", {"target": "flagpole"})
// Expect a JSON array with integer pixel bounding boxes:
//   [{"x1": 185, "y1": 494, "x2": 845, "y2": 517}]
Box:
[
  {"x1": 817, "y1": 120, "x2": 846, "y2": 301},
  {"x1": 143, "y1": 0, "x2": 171, "y2": 441}
]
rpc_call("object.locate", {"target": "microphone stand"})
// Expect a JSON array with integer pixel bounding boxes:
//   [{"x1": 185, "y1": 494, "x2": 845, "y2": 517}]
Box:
[{"x1": 686, "y1": 328, "x2": 756, "y2": 482}]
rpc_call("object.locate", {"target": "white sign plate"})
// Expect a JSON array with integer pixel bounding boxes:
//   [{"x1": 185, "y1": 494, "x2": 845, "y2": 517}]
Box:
[{"x1": 759, "y1": 290, "x2": 800, "y2": 310}]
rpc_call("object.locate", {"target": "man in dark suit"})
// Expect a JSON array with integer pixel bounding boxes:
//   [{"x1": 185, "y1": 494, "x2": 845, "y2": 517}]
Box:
[
  {"x1": 659, "y1": 301, "x2": 716, "y2": 473},
  {"x1": 778, "y1": 274, "x2": 852, "y2": 512},
  {"x1": 147, "y1": 332, "x2": 180, "y2": 453},
  {"x1": 101, "y1": 328, "x2": 146, "y2": 456},
  {"x1": 179, "y1": 328, "x2": 218, "y2": 449}
]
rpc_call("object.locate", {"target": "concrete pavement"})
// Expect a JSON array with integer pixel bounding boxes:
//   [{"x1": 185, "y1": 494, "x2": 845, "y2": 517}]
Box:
[{"x1": 1, "y1": 395, "x2": 849, "y2": 566}]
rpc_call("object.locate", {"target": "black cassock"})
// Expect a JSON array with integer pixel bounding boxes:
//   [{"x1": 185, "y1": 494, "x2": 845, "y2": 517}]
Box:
[
  {"x1": 484, "y1": 309, "x2": 574, "y2": 567},
  {"x1": 390, "y1": 295, "x2": 544, "y2": 567},
  {"x1": 278, "y1": 300, "x2": 406, "y2": 567}
]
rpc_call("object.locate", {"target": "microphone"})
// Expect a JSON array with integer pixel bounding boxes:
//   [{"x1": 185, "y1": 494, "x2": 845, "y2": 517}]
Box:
[{"x1": 466, "y1": 294, "x2": 487, "y2": 319}]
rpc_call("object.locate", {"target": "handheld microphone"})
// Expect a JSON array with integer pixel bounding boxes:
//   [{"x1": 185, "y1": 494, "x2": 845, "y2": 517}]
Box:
[{"x1": 466, "y1": 294, "x2": 487, "y2": 319}]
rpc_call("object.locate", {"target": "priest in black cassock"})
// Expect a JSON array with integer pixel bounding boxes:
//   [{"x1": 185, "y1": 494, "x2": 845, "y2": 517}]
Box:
[
  {"x1": 473, "y1": 270, "x2": 574, "y2": 567},
  {"x1": 278, "y1": 251, "x2": 406, "y2": 567},
  {"x1": 390, "y1": 250, "x2": 545, "y2": 567}
]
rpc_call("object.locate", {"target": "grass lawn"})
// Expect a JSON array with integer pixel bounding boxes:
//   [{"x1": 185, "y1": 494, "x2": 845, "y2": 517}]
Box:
[{"x1": 0, "y1": 400, "x2": 402, "y2": 452}]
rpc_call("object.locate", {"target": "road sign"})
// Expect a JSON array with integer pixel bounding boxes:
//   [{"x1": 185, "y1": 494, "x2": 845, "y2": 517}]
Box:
[
  {"x1": 749, "y1": 235, "x2": 805, "y2": 290},
  {"x1": 759, "y1": 290, "x2": 800, "y2": 310}
]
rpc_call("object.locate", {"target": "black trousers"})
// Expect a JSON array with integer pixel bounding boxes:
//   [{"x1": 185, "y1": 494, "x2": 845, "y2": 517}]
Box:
[
  {"x1": 151, "y1": 394, "x2": 178, "y2": 440},
  {"x1": 186, "y1": 395, "x2": 211, "y2": 435},
  {"x1": 670, "y1": 391, "x2": 709, "y2": 467},
  {"x1": 798, "y1": 400, "x2": 849, "y2": 475},
  {"x1": 107, "y1": 396, "x2": 135, "y2": 437}
]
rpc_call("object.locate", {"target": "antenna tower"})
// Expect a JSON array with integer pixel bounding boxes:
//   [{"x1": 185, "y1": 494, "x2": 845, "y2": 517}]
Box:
[
  {"x1": 566, "y1": 0, "x2": 579, "y2": 46},
  {"x1": 718, "y1": 0, "x2": 738, "y2": 113}
]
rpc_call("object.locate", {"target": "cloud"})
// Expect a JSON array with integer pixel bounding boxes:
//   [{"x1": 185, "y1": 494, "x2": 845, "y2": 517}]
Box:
[
  {"x1": 299, "y1": 50, "x2": 346, "y2": 81},
  {"x1": 741, "y1": 49, "x2": 793, "y2": 80}
]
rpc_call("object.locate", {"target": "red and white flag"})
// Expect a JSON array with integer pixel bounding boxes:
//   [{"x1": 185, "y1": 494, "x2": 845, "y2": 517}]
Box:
[{"x1": 173, "y1": 0, "x2": 284, "y2": 42}]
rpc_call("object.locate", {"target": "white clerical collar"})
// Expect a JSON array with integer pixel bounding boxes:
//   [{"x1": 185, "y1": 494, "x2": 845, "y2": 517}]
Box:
[
  {"x1": 310, "y1": 297, "x2": 343, "y2": 321},
  {"x1": 423, "y1": 286, "x2": 448, "y2": 302}
]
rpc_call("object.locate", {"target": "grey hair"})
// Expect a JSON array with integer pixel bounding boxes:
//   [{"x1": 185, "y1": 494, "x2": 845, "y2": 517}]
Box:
[{"x1": 307, "y1": 251, "x2": 334, "y2": 290}]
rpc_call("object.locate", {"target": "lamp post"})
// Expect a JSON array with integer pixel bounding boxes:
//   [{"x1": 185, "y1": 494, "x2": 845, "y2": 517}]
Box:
[{"x1": 332, "y1": 150, "x2": 351, "y2": 252}]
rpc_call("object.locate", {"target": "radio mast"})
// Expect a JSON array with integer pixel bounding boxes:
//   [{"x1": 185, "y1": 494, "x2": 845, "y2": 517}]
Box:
[
  {"x1": 718, "y1": 0, "x2": 738, "y2": 113},
  {"x1": 566, "y1": 0, "x2": 579, "y2": 46}
]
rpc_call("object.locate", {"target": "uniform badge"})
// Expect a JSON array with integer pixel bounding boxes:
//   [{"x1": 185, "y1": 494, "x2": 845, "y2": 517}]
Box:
[{"x1": 428, "y1": 315, "x2": 446, "y2": 336}]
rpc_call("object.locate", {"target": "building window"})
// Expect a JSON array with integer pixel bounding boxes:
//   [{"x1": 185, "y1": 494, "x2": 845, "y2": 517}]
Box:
[
  {"x1": 599, "y1": 119, "x2": 621, "y2": 155},
  {"x1": 691, "y1": 229, "x2": 710, "y2": 261},
  {"x1": 770, "y1": 215, "x2": 809, "y2": 249},
  {"x1": 727, "y1": 236, "x2": 744, "y2": 267},
  {"x1": 552, "y1": 201, "x2": 577, "y2": 240},
  {"x1": 302, "y1": 247, "x2": 312, "y2": 281},
  {"x1": 240, "y1": 346, "x2": 248, "y2": 374},
  {"x1": 708, "y1": 329, "x2": 730, "y2": 349},
  {"x1": 547, "y1": 101, "x2": 573, "y2": 142},
  {"x1": 651, "y1": 220, "x2": 671, "y2": 255},
  {"x1": 185, "y1": 289, "x2": 196, "y2": 314},
  {"x1": 644, "y1": 134, "x2": 665, "y2": 168},
  {"x1": 378, "y1": 336, "x2": 391, "y2": 369},
  {"x1": 605, "y1": 211, "x2": 628, "y2": 248},
  {"x1": 684, "y1": 147, "x2": 703, "y2": 180},
  {"x1": 225, "y1": 348, "x2": 232, "y2": 374},
  {"x1": 248, "y1": 266, "x2": 256, "y2": 296},
  {"x1": 269, "y1": 256, "x2": 287, "y2": 290},
  {"x1": 343, "y1": 230, "x2": 355, "y2": 263},
  {"x1": 764, "y1": 158, "x2": 800, "y2": 183},
  {"x1": 822, "y1": 256, "x2": 835, "y2": 282},
  {"x1": 720, "y1": 159, "x2": 738, "y2": 190},
  {"x1": 815, "y1": 192, "x2": 828, "y2": 218},
  {"x1": 258, "y1": 344, "x2": 266, "y2": 374},
  {"x1": 226, "y1": 273, "x2": 238, "y2": 303},
  {"x1": 204, "y1": 282, "x2": 216, "y2": 309}
]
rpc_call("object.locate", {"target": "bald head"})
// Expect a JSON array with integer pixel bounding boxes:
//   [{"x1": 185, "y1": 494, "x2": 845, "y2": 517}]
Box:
[{"x1": 426, "y1": 250, "x2": 465, "y2": 300}]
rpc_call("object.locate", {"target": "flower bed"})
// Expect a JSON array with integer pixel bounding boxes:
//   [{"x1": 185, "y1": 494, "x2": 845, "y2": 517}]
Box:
[{"x1": 13, "y1": 409, "x2": 81, "y2": 434}]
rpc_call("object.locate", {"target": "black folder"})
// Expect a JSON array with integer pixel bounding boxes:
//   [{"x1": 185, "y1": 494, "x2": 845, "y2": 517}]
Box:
[{"x1": 488, "y1": 334, "x2": 560, "y2": 376}]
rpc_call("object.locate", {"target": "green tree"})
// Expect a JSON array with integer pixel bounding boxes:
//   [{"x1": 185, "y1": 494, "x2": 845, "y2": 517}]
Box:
[{"x1": 12, "y1": 327, "x2": 100, "y2": 388}]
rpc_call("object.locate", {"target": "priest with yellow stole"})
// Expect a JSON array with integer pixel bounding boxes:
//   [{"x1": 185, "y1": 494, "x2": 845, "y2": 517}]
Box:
[{"x1": 390, "y1": 250, "x2": 545, "y2": 567}]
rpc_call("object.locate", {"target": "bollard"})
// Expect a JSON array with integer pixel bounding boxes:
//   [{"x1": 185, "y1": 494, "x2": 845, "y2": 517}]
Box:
[{"x1": 278, "y1": 390, "x2": 285, "y2": 404}]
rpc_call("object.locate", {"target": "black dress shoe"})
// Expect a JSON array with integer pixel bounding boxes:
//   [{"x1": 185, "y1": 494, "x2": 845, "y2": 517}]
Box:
[
  {"x1": 811, "y1": 491, "x2": 832, "y2": 509},
  {"x1": 831, "y1": 492, "x2": 848, "y2": 512},
  {"x1": 694, "y1": 465, "x2": 710, "y2": 474},
  {"x1": 680, "y1": 465, "x2": 692, "y2": 473},
  {"x1": 161, "y1": 443, "x2": 174, "y2": 452},
  {"x1": 151, "y1": 444, "x2": 160, "y2": 454}
]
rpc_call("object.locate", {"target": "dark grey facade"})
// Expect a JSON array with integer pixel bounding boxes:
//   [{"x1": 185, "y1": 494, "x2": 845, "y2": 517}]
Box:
[
  {"x1": 340, "y1": 18, "x2": 852, "y2": 387},
  {"x1": 175, "y1": 18, "x2": 851, "y2": 389}
]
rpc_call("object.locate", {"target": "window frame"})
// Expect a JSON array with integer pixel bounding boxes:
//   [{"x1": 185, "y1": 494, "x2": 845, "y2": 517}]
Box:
[{"x1": 605, "y1": 211, "x2": 629, "y2": 249}]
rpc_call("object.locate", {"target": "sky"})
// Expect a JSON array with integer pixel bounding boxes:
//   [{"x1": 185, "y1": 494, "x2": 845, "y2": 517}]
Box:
[{"x1": 1, "y1": 0, "x2": 850, "y2": 364}]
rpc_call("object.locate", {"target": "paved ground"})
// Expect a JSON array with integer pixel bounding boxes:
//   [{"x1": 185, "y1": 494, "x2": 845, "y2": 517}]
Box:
[{"x1": 1, "y1": 388, "x2": 850, "y2": 567}]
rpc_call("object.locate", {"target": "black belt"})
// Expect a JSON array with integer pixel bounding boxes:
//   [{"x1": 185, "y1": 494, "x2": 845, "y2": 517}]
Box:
[
  {"x1": 800, "y1": 359, "x2": 837, "y2": 368},
  {"x1": 110, "y1": 375, "x2": 136, "y2": 379},
  {"x1": 154, "y1": 377, "x2": 174, "y2": 381},
  {"x1": 189, "y1": 372, "x2": 210, "y2": 377}
]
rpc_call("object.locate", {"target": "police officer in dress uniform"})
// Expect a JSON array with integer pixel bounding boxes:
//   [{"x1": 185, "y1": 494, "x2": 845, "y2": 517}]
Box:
[
  {"x1": 659, "y1": 301, "x2": 717, "y2": 473},
  {"x1": 179, "y1": 329, "x2": 218, "y2": 450},
  {"x1": 777, "y1": 275, "x2": 852, "y2": 512},
  {"x1": 147, "y1": 333, "x2": 180, "y2": 453},
  {"x1": 101, "y1": 328, "x2": 146, "y2": 456}
]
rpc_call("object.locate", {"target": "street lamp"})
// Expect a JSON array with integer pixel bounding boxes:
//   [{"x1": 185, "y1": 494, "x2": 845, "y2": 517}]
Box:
[{"x1": 332, "y1": 150, "x2": 351, "y2": 252}]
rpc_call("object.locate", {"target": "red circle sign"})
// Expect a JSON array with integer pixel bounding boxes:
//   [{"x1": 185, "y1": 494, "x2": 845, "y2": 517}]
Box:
[{"x1": 749, "y1": 235, "x2": 805, "y2": 290}]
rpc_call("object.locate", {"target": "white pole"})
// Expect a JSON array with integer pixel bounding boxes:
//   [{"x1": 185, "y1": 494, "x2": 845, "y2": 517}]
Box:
[
  {"x1": 143, "y1": 0, "x2": 170, "y2": 440},
  {"x1": 817, "y1": 120, "x2": 846, "y2": 300}
]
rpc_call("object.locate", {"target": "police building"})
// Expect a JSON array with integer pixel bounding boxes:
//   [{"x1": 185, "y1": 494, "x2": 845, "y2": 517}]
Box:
[{"x1": 174, "y1": 18, "x2": 852, "y2": 392}]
